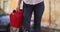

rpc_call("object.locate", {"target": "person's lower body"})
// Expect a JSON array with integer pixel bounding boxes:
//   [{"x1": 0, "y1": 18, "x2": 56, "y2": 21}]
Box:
[
  {"x1": 33, "y1": 2, "x2": 44, "y2": 32},
  {"x1": 23, "y1": 1, "x2": 44, "y2": 32}
]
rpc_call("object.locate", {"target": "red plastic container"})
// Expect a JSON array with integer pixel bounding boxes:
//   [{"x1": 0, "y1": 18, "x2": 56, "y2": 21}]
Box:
[{"x1": 10, "y1": 9, "x2": 23, "y2": 28}]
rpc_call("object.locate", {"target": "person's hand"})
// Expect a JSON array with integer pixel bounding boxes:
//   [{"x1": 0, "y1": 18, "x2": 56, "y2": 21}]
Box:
[
  {"x1": 16, "y1": 0, "x2": 22, "y2": 11},
  {"x1": 16, "y1": 5, "x2": 20, "y2": 11}
]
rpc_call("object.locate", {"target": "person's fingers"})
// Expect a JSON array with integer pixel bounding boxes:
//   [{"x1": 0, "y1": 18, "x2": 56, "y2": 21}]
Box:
[{"x1": 16, "y1": 5, "x2": 20, "y2": 10}]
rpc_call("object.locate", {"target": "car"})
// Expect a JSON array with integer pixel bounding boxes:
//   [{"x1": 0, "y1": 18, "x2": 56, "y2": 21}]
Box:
[{"x1": 0, "y1": 8, "x2": 10, "y2": 32}]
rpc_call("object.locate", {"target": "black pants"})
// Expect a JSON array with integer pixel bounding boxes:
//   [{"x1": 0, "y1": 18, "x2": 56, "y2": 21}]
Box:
[{"x1": 23, "y1": 2, "x2": 44, "y2": 32}]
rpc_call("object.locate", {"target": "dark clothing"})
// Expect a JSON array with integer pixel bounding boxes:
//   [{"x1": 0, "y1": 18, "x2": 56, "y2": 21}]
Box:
[{"x1": 23, "y1": 1, "x2": 44, "y2": 32}]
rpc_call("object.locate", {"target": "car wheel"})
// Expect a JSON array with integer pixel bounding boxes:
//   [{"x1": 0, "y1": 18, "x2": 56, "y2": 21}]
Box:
[{"x1": 6, "y1": 24, "x2": 10, "y2": 32}]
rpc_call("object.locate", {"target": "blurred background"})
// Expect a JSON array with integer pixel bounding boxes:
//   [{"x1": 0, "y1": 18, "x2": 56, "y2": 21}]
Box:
[{"x1": 0, "y1": 0, "x2": 60, "y2": 32}]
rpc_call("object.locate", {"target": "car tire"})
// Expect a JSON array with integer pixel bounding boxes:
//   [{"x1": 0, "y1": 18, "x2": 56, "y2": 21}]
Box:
[{"x1": 6, "y1": 24, "x2": 10, "y2": 32}]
